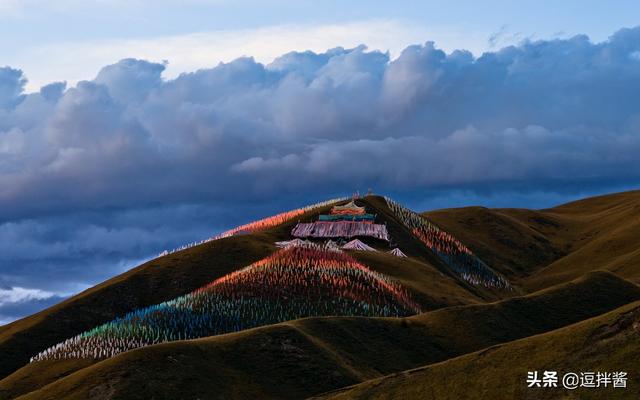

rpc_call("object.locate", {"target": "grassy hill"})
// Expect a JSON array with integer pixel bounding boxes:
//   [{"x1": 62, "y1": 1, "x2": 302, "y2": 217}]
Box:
[
  {"x1": 4, "y1": 271, "x2": 638, "y2": 400},
  {"x1": 0, "y1": 233, "x2": 277, "y2": 381},
  {"x1": 0, "y1": 197, "x2": 492, "y2": 381},
  {"x1": 315, "y1": 299, "x2": 640, "y2": 400},
  {"x1": 424, "y1": 190, "x2": 640, "y2": 289},
  {"x1": 525, "y1": 190, "x2": 640, "y2": 290},
  {"x1": 424, "y1": 206, "x2": 571, "y2": 279}
]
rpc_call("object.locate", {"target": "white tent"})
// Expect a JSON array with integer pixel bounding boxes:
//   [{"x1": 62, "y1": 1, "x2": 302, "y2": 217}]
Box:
[
  {"x1": 342, "y1": 239, "x2": 377, "y2": 251},
  {"x1": 275, "y1": 239, "x2": 305, "y2": 248},
  {"x1": 388, "y1": 248, "x2": 407, "y2": 257}
]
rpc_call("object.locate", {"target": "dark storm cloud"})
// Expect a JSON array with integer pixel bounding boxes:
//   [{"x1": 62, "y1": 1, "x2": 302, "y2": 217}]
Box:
[
  {"x1": 0, "y1": 205, "x2": 246, "y2": 290},
  {"x1": 1, "y1": 27, "x2": 640, "y2": 323}
]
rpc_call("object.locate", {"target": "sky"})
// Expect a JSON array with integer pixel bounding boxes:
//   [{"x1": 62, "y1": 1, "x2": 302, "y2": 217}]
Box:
[{"x1": 1, "y1": 1, "x2": 640, "y2": 324}]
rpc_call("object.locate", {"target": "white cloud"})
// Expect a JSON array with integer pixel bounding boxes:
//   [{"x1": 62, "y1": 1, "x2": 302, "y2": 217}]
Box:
[
  {"x1": 0, "y1": 285, "x2": 71, "y2": 325},
  {"x1": 0, "y1": 286, "x2": 57, "y2": 305},
  {"x1": 10, "y1": 19, "x2": 489, "y2": 92}
]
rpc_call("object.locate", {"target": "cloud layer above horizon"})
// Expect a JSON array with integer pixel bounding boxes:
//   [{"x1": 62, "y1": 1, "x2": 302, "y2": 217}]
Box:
[{"x1": 1, "y1": 26, "x2": 640, "y2": 323}]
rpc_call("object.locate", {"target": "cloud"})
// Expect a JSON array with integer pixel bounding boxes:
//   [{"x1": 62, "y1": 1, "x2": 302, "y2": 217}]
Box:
[
  {"x1": 0, "y1": 66, "x2": 26, "y2": 108},
  {"x1": 3, "y1": 27, "x2": 639, "y2": 219},
  {"x1": 9, "y1": 20, "x2": 480, "y2": 92},
  {"x1": 0, "y1": 286, "x2": 67, "y2": 324},
  {"x1": 0, "y1": 286, "x2": 57, "y2": 304},
  {"x1": 2, "y1": 26, "x2": 640, "y2": 323},
  {"x1": 95, "y1": 58, "x2": 166, "y2": 103},
  {"x1": 488, "y1": 25, "x2": 523, "y2": 49}
]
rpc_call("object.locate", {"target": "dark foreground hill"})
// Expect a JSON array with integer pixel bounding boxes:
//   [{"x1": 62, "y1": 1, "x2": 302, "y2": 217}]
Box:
[
  {"x1": 315, "y1": 299, "x2": 640, "y2": 400},
  {"x1": 3, "y1": 271, "x2": 639, "y2": 400}
]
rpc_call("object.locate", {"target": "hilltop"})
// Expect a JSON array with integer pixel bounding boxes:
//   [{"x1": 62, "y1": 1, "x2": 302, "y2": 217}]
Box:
[{"x1": 425, "y1": 189, "x2": 640, "y2": 289}]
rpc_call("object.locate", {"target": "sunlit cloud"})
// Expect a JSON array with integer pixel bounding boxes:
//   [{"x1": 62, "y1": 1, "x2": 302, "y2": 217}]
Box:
[{"x1": 10, "y1": 19, "x2": 489, "y2": 92}]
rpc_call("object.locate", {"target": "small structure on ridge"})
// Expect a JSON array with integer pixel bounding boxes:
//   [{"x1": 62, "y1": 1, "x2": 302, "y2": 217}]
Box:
[
  {"x1": 388, "y1": 248, "x2": 407, "y2": 257},
  {"x1": 342, "y1": 239, "x2": 377, "y2": 251}
]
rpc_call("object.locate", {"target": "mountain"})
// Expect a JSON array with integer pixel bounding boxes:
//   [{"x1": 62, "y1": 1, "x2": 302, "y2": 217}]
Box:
[
  {"x1": 0, "y1": 196, "x2": 498, "y2": 382},
  {"x1": 1, "y1": 190, "x2": 639, "y2": 399}
]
